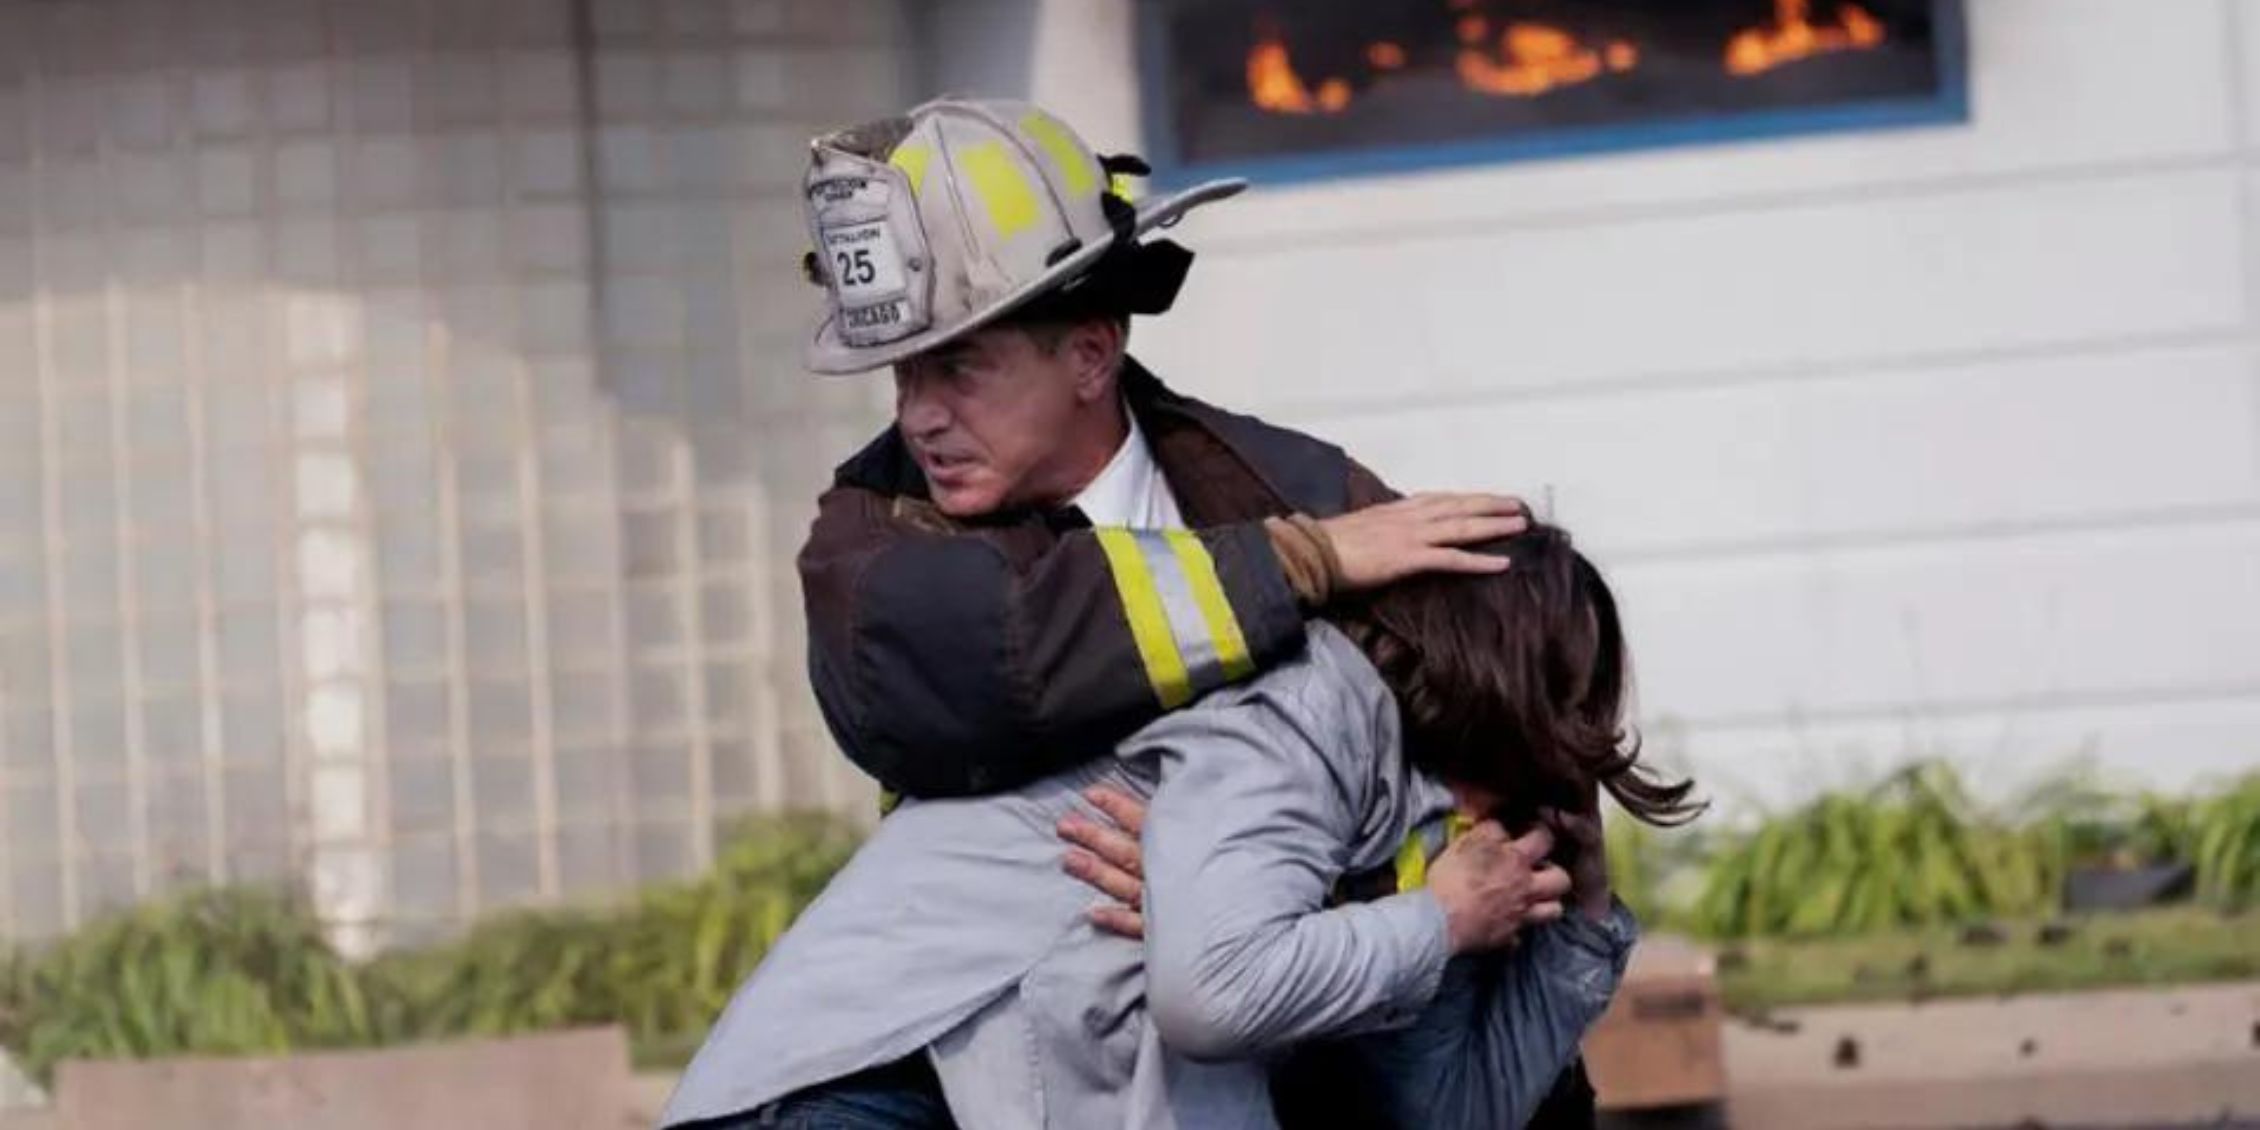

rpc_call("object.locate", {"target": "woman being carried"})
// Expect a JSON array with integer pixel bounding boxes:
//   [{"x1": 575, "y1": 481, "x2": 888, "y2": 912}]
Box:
[{"x1": 663, "y1": 524, "x2": 1698, "y2": 1129}]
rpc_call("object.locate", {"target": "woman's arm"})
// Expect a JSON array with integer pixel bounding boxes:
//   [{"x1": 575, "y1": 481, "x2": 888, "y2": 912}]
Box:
[
  {"x1": 1342, "y1": 903, "x2": 1637, "y2": 1129},
  {"x1": 1131, "y1": 657, "x2": 1568, "y2": 1063},
  {"x1": 1133, "y1": 679, "x2": 1453, "y2": 1062}
]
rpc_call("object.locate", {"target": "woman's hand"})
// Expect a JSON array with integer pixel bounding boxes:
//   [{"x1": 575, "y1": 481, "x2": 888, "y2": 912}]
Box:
[
  {"x1": 1540, "y1": 801, "x2": 1614, "y2": 923},
  {"x1": 1059, "y1": 785, "x2": 1150, "y2": 940}
]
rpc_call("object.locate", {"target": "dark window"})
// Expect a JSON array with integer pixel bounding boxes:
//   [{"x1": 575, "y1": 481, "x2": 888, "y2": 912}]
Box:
[{"x1": 1140, "y1": 0, "x2": 1969, "y2": 184}]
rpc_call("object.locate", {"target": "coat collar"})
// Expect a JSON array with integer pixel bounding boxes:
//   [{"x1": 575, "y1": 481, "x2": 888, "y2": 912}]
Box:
[{"x1": 831, "y1": 357, "x2": 1347, "y2": 525}]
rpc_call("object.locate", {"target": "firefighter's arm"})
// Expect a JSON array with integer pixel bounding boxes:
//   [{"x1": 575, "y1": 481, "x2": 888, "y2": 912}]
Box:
[
  {"x1": 799, "y1": 483, "x2": 1304, "y2": 798},
  {"x1": 1276, "y1": 462, "x2": 1529, "y2": 601},
  {"x1": 1347, "y1": 457, "x2": 1403, "y2": 509}
]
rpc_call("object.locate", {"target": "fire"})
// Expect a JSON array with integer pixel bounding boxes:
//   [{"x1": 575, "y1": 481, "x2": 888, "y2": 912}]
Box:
[
  {"x1": 1245, "y1": 8, "x2": 1644, "y2": 115},
  {"x1": 1248, "y1": 36, "x2": 1351, "y2": 115},
  {"x1": 1726, "y1": 0, "x2": 1886, "y2": 77},
  {"x1": 1457, "y1": 21, "x2": 1637, "y2": 98}
]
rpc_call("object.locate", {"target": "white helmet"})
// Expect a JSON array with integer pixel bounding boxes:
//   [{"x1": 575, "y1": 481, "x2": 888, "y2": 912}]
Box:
[{"x1": 800, "y1": 98, "x2": 1245, "y2": 375}]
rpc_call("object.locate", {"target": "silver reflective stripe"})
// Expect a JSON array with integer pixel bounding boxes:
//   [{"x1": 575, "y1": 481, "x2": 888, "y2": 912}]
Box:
[{"x1": 1130, "y1": 529, "x2": 1228, "y2": 697}]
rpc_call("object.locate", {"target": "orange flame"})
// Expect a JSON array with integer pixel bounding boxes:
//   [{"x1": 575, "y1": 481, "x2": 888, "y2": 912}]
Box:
[
  {"x1": 1457, "y1": 22, "x2": 1637, "y2": 98},
  {"x1": 1726, "y1": 0, "x2": 1886, "y2": 77},
  {"x1": 1248, "y1": 9, "x2": 1648, "y2": 114},
  {"x1": 1249, "y1": 36, "x2": 1348, "y2": 114}
]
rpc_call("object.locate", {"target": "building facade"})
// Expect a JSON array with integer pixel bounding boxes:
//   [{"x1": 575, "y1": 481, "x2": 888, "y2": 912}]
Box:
[
  {"x1": 961, "y1": 0, "x2": 2260, "y2": 812},
  {"x1": 2, "y1": 0, "x2": 2256, "y2": 952},
  {"x1": 0, "y1": 0, "x2": 911, "y2": 949}
]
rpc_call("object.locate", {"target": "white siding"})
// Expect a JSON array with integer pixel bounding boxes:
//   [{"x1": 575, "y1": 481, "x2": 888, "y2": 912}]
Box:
[{"x1": 945, "y1": 0, "x2": 2260, "y2": 806}]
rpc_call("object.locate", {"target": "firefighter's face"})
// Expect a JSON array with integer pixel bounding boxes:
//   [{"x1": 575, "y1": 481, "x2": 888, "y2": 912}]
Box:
[{"x1": 893, "y1": 322, "x2": 1122, "y2": 518}]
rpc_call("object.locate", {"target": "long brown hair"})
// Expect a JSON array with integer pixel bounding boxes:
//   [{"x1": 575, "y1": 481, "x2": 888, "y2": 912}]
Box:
[{"x1": 1337, "y1": 523, "x2": 1701, "y2": 831}]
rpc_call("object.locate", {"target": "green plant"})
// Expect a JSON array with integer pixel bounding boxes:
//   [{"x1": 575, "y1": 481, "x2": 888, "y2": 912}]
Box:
[
  {"x1": 0, "y1": 813, "x2": 862, "y2": 1084},
  {"x1": 0, "y1": 889, "x2": 401, "y2": 1087},
  {"x1": 368, "y1": 812, "x2": 859, "y2": 1055},
  {"x1": 1690, "y1": 762, "x2": 2060, "y2": 939},
  {"x1": 2191, "y1": 774, "x2": 2260, "y2": 909},
  {"x1": 1602, "y1": 805, "x2": 1714, "y2": 930},
  {"x1": 2010, "y1": 768, "x2": 2201, "y2": 871},
  {"x1": 1603, "y1": 813, "x2": 1660, "y2": 922},
  {"x1": 1717, "y1": 906, "x2": 2260, "y2": 1012}
]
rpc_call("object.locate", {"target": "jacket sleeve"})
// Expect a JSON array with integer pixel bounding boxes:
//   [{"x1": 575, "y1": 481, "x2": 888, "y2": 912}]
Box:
[
  {"x1": 1134, "y1": 669, "x2": 1452, "y2": 1063},
  {"x1": 798, "y1": 482, "x2": 1306, "y2": 798},
  {"x1": 1345, "y1": 456, "x2": 1402, "y2": 509},
  {"x1": 1341, "y1": 904, "x2": 1638, "y2": 1129}
]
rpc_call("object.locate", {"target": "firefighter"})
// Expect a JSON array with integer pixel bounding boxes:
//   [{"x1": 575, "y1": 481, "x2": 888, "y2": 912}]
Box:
[{"x1": 663, "y1": 98, "x2": 1607, "y2": 1129}]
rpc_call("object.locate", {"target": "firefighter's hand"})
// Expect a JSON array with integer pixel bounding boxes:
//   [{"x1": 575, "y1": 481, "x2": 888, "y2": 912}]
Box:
[
  {"x1": 1429, "y1": 821, "x2": 1569, "y2": 955},
  {"x1": 1318, "y1": 493, "x2": 1528, "y2": 593},
  {"x1": 1060, "y1": 785, "x2": 1149, "y2": 940}
]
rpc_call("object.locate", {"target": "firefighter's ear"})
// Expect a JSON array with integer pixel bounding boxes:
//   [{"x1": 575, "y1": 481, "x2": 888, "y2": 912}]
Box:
[{"x1": 1064, "y1": 318, "x2": 1126, "y2": 404}]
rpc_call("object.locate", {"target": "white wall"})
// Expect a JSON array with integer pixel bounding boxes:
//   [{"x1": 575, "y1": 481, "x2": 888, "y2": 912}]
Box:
[{"x1": 941, "y1": 0, "x2": 2260, "y2": 810}]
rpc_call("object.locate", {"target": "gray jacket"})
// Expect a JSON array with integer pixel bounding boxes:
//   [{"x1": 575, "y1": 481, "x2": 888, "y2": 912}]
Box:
[
  {"x1": 660, "y1": 626, "x2": 1632, "y2": 1129},
  {"x1": 1130, "y1": 626, "x2": 1636, "y2": 1128}
]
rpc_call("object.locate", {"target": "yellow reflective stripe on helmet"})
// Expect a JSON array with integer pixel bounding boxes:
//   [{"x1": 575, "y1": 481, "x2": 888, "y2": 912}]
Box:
[
  {"x1": 958, "y1": 141, "x2": 1041, "y2": 238},
  {"x1": 1019, "y1": 111, "x2": 1097, "y2": 199},
  {"x1": 888, "y1": 143, "x2": 933, "y2": 195},
  {"x1": 1163, "y1": 529, "x2": 1255, "y2": 683},
  {"x1": 1096, "y1": 528, "x2": 1194, "y2": 709}
]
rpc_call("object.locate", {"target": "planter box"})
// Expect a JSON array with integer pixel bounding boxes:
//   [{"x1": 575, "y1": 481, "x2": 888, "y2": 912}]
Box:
[
  {"x1": 2063, "y1": 862, "x2": 2195, "y2": 912},
  {"x1": 1585, "y1": 934, "x2": 1729, "y2": 1110},
  {"x1": 1719, "y1": 980, "x2": 2260, "y2": 1129},
  {"x1": 51, "y1": 1028, "x2": 630, "y2": 1130}
]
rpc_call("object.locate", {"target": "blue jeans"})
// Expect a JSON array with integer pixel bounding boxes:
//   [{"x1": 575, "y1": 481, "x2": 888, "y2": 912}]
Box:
[{"x1": 694, "y1": 1055, "x2": 956, "y2": 1130}]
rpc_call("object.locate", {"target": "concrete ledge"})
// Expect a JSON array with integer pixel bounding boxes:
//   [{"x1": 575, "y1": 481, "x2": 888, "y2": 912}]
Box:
[
  {"x1": 1721, "y1": 981, "x2": 2260, "y2": 1129},
  {"x1": 1728, "y1": 1059, "x2": 2260, "y2": 1129},
  {"x1": 52, "y1": 1028, "x2": 631, "y2": 1130}
]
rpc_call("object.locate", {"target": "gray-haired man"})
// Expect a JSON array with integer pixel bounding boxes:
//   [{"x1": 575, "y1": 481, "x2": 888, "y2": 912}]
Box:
[{"x1": 662, "y1": 98, "x2": 1613, "y2": 1129}]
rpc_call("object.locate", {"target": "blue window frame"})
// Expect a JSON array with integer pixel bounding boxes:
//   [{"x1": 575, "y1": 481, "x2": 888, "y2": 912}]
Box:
[{"x1": 1138, "y1": 1, "x2": 1970, "y2": 190}]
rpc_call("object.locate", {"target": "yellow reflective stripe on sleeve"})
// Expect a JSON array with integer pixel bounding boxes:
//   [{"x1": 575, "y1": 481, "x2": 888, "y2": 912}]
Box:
[
  {"x1": 1394, "y1": 828, "x2": 1430, "y2": 892},
  {"x1": 1096, "y1": 528, "x2": 1194, "y2": 709},
  {"x1": 888, "y1": 143, "x2": 933, "y2": 196},
  {"x1": 1163, "y1": 529, "x2": 1255, "y2": 683},
  {"x1": 1019, "y1": 112, "x2": 1097, "y2": 199},
  {"x1": 958, "y1": 141, "x2": 1040, "y2": 238},
  {"x1": 1135, "y1": 530, "x2": 1223, "y2": 693},
  {"x1": 1394, "y1": 813, "x2": 1473, "y2": 892}
]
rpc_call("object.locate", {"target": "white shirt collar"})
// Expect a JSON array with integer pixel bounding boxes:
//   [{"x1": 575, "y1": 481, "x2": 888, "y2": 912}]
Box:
[{"x1": 1069, "y1": 405, "x2": 1183, "y2": 529}]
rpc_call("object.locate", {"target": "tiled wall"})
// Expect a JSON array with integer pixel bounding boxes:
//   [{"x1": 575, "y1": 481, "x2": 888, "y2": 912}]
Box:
[{"x1": 0, "y1": 0, "x2": 907, "y2": 947}]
